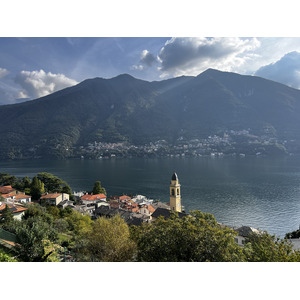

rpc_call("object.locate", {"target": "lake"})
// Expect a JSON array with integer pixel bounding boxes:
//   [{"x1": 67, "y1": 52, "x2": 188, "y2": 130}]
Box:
[{"x1": 2, "y1": 155, "x2": 300, "y2": 237}]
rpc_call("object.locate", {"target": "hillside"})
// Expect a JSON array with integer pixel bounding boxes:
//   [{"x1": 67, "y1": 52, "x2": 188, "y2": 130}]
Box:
[{"x1": 1, "y1": 69, "x2": 300, "y2": 159}]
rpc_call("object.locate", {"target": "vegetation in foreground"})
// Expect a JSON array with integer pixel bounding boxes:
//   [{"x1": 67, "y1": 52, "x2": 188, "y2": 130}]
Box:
[{"x1": 1, "y1": 202, "x2": 300, "y2": 262}]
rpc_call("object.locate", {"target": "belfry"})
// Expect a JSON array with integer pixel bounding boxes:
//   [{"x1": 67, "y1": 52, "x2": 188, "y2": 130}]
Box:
[{"x1": 170, "y1": 172, "x2": 181, "y2": 212}]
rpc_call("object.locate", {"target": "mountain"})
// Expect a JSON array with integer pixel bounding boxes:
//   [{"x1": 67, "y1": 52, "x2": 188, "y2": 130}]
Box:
[{"x1": 1, "y1": 69, "x2": 300, "y2": 159}]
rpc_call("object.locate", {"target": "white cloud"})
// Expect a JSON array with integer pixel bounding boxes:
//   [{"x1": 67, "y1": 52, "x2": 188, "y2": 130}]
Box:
[
  {"x1": 157, "y1": 37, "x2": 260, "y2": 77},
  {"x1": 15, "y1": 69, "x2": 78, "y2": 99},
  {"x1": 255, "y1": 51, "x2": 300, "y2": 88},
  {"x1": 0, "y1": 67, "x2": 9, "y2": 78}
]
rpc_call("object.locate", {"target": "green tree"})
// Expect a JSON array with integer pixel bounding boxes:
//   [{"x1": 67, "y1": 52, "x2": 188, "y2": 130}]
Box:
[
  {"x1": 15, "y1": 217, "x2": 58, "y2": 262},
  {"x1": 37, "y1": 172, "x2": 72, "y2": 195},
  {"x1": 0, "y1": 204, "x2": 14, "y2": 225},
  {"x1": 74, "y1": 215, "x2": 136, "y2": 262},
  {"x1": 243, "y1": 231, "x2": 300, "y2": 262},
  {"x1": 13, "y1": 176, "x2": 32, "y2": 193},
  {"x1": 131, "y1": 210, "x2": 244, "y2": 262},
  {"x1": 0, "y1": 173, "x2": 17, "y2": 186},
  {"x1": 46, "y1": 206, "x2": 60, "y2": 219},
  {"x1": 30, "y1": 176, "x2": 45, "y2": 200},
  {"x1": 92, "y1": 181, "x2": 106, "y2": 195}
]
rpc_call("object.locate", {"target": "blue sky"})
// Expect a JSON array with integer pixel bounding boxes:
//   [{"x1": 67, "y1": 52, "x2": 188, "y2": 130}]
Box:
[
  {"x1": 2, "y1": 37, "x2": 300, "y2": 104},
  {"x1": 1, "y1": 0, "x2": 300, "y2": 105}
]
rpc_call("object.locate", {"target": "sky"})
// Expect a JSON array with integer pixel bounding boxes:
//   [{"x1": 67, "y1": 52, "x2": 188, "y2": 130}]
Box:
[{"x1": 2, "y1": 37, "x2": 300, "y2": 104}]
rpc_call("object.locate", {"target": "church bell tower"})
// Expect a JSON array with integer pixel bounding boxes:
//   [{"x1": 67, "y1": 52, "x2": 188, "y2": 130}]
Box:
[{"x1": 170, "y1": 172, "x2": 181, "y2": 212}]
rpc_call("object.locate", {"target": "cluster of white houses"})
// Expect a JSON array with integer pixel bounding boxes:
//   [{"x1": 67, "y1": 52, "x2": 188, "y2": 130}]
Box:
[{"x1": 1, "y1": 173, "x2": 298, "y2": 250}]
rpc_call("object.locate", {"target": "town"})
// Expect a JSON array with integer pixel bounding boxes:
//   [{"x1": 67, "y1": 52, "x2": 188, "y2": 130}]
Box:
[
  {"x1": 73, "y1": 129, "x2": 296, "y2": 159},
  {"x1": 1, "y1": 171, "x2": 300, "y2": 262}
]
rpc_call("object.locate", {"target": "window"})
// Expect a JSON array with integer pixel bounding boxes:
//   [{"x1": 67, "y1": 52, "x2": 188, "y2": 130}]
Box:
[
  {"x1": 177, "y1": 189, "x2": 179, "y2": 195},
  {"x1": 171, "y1": 189, "x2": 175, "y2": 196}
]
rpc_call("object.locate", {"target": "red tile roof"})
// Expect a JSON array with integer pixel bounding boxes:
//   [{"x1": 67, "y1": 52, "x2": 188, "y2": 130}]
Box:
[
  {"x1": 119, "y1": 195, "x2": 131, "y2": 201},
  {"x1": 81, "y1": 194, "x2": 106, "y2": 201},
  {"x1": 146, "y1": 204, "x2": 155, "y2": 214},
  {"x1": 40, "y1": 193, "x2": 62, "y2": 199},
  {"x1": 14, "y1": 194, "x2": 31, "y2": 200},
  {"x1": 0, "y1": 203, "x2": 27, "y2": 215},
  {"x1": 0, "y1": 185, "x2": 16, "y2": 195}
]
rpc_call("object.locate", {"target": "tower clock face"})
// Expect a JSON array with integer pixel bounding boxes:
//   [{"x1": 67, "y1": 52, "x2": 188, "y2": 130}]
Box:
[{"x1": 177, "y1": 203, "x2": 180, "y2": 207}]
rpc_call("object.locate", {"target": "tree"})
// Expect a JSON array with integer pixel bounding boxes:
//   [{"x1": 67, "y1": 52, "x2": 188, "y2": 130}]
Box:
[
  {"x1": 243, "y1": 231, "x2": 300, "y2": 262},
  {"x1": 131, "y1": 210, "x2": 244, "y2": 262},
  {"x1": 13, "y1": 176, "x2": 32, "y2": 193},
  {"x1": 92, "y1": 181, "x2": 106, "y2": 195},
  {"x1": 15, "y1": 217, "x2": 58, "y2": 262},
  {"x1": 65, "y1": 210, "x2": 93, "y2": 235},
  {"x1": 74, "y1": 215, "x2": 136, "y2": 262},
  {"x1": 0, "y1": 204, "x2": 14, "y2": 225},
  {"x1": 30, "y1": 176, "x2": 45, "y2": 200},
  {"x1": 37, "y1": 172, "x2": 72, "y2": 195},
  {"x1": 0, "y1": 173, "x2": 17, "y2": 186}
]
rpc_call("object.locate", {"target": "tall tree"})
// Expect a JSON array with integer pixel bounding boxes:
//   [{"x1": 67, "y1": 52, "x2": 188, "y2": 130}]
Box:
[
  {"x1": 92, "y1": 181, "x2": 106, "y2": 195},
  {"x1": 30, "y1": 176, "x2": 45, "y2": 200},
  {"x1": 74, "y1": 215, "x2": 136, "y2": 262}
]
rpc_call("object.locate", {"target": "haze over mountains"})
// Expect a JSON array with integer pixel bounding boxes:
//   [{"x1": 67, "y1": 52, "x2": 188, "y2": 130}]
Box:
[{"x1": 1, "y1": 68, "x2": 300, "y2": 159}]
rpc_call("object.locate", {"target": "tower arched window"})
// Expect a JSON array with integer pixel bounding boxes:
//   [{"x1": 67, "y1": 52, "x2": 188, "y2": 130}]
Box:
[
  {"x1": 177, "y1": 189, "x2": 179, "y2": 195},
  {"x1": 172, "y1": 189, "x2": 175, "y2": 196}
]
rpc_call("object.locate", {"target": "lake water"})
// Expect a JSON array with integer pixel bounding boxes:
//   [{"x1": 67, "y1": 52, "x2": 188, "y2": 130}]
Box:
[{"x1": 2, "y1": 156, "x2": 300, "y2": 237}]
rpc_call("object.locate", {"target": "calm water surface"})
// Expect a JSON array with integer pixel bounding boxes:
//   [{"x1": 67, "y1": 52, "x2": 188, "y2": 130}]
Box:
[{"x1": 2, "y1": 156, "x2": 300, "y2": 237}]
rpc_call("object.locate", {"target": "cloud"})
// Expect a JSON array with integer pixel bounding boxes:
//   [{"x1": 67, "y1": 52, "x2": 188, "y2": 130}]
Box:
[
  {"x1": 15, "y1": 69, "x2": 78, "y2": 99},
  {"x1": 254, "y1": 51, "x2": 300, "y2": 88},
  {"x1": 157, "y1": 37, "x2": 260, "y2": 77},
  {"x1": 131, "y1": 49, "x2": 157, "y2": 71},
  {"x1": 0, "y1": 67, "x2": 9, "y2": 78},
  {"x1": 140, "y1": 50, "x2": 156, "y2": 67}
]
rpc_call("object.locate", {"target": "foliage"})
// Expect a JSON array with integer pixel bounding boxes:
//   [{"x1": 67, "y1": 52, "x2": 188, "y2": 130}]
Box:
[
  {"x1": 0, "y1": 250, "x2": 17, "y2": 262},
  {"x1": 37, "y1": 172, "x2": 72, "y2": 195},
  {"x1": 15, "y1": 216, "x2": 58, "y2": 262},
  {"x1": 0, "y1": 173, "x2": 17, "y2": 186},
  {"x1": 53, "y1": 218, "x2": 69, "y2": 233},
  {"x1": 92, "y1": 181, "x2": 106, "y2": 195},
  {"x1": 74, "y1": 215, "x2": 137, "y2": 262},
  {"x1": 243, "y1": 231, "x2": 300, "y2": 262},
  {"x1": 0, "y1": 205, "x2": 14, "y2": 225},
  {"x1": 131, "y1": 210, "x2": 244, "y2": 262},
  {"x1": 65, "y1": 210, "x2": 93, "y2": 235},
  {"x1": 285, "y1": 228, "x2": 300, "y2": 239},
  {"x1": 41, "y1": 239, "x2": 63, "y2": 262},
  {"x1": 46, "y1": 206, "x2": 60, "y2": 219},
  {"x1": 30, "y1": 176, "x2": 45, "y2": 200},
  {"x1": 13, "y1": 176, "x2": 31, "y2": 193}
]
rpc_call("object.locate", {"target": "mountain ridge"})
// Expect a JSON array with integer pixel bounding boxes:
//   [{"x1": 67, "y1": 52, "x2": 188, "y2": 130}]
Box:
[{"x1": 1, "y1": 69, "x2": 300, "y2": 159}]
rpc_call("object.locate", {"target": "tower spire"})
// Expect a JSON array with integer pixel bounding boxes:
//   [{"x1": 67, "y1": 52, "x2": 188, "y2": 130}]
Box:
[{"x1": 170, "y1": 172, "x2": 181, "y2": 212}]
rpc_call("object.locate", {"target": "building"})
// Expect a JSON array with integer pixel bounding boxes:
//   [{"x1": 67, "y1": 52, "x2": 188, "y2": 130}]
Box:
[
  {"x1": 0, "y1": 185, "x2": 16, "y2": 196},
  {"x1": 151, "y1": 207, "x2": 187, "y2": 221},
  {"x1": 81, "y1": 193, "x2": 106, "y2": 205},
  {"x1": 0, "y1": 203, "x2": 28, "y2": 220},
  {"x1": 169, "y1": 172, "x2": 182, "y2": 212},
  {"x1": 234, "y1": 226, "x2": 260, "y2": 246},
  {"x1": 40, "y1": 193, "x2": 69, "y2": 206}
]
